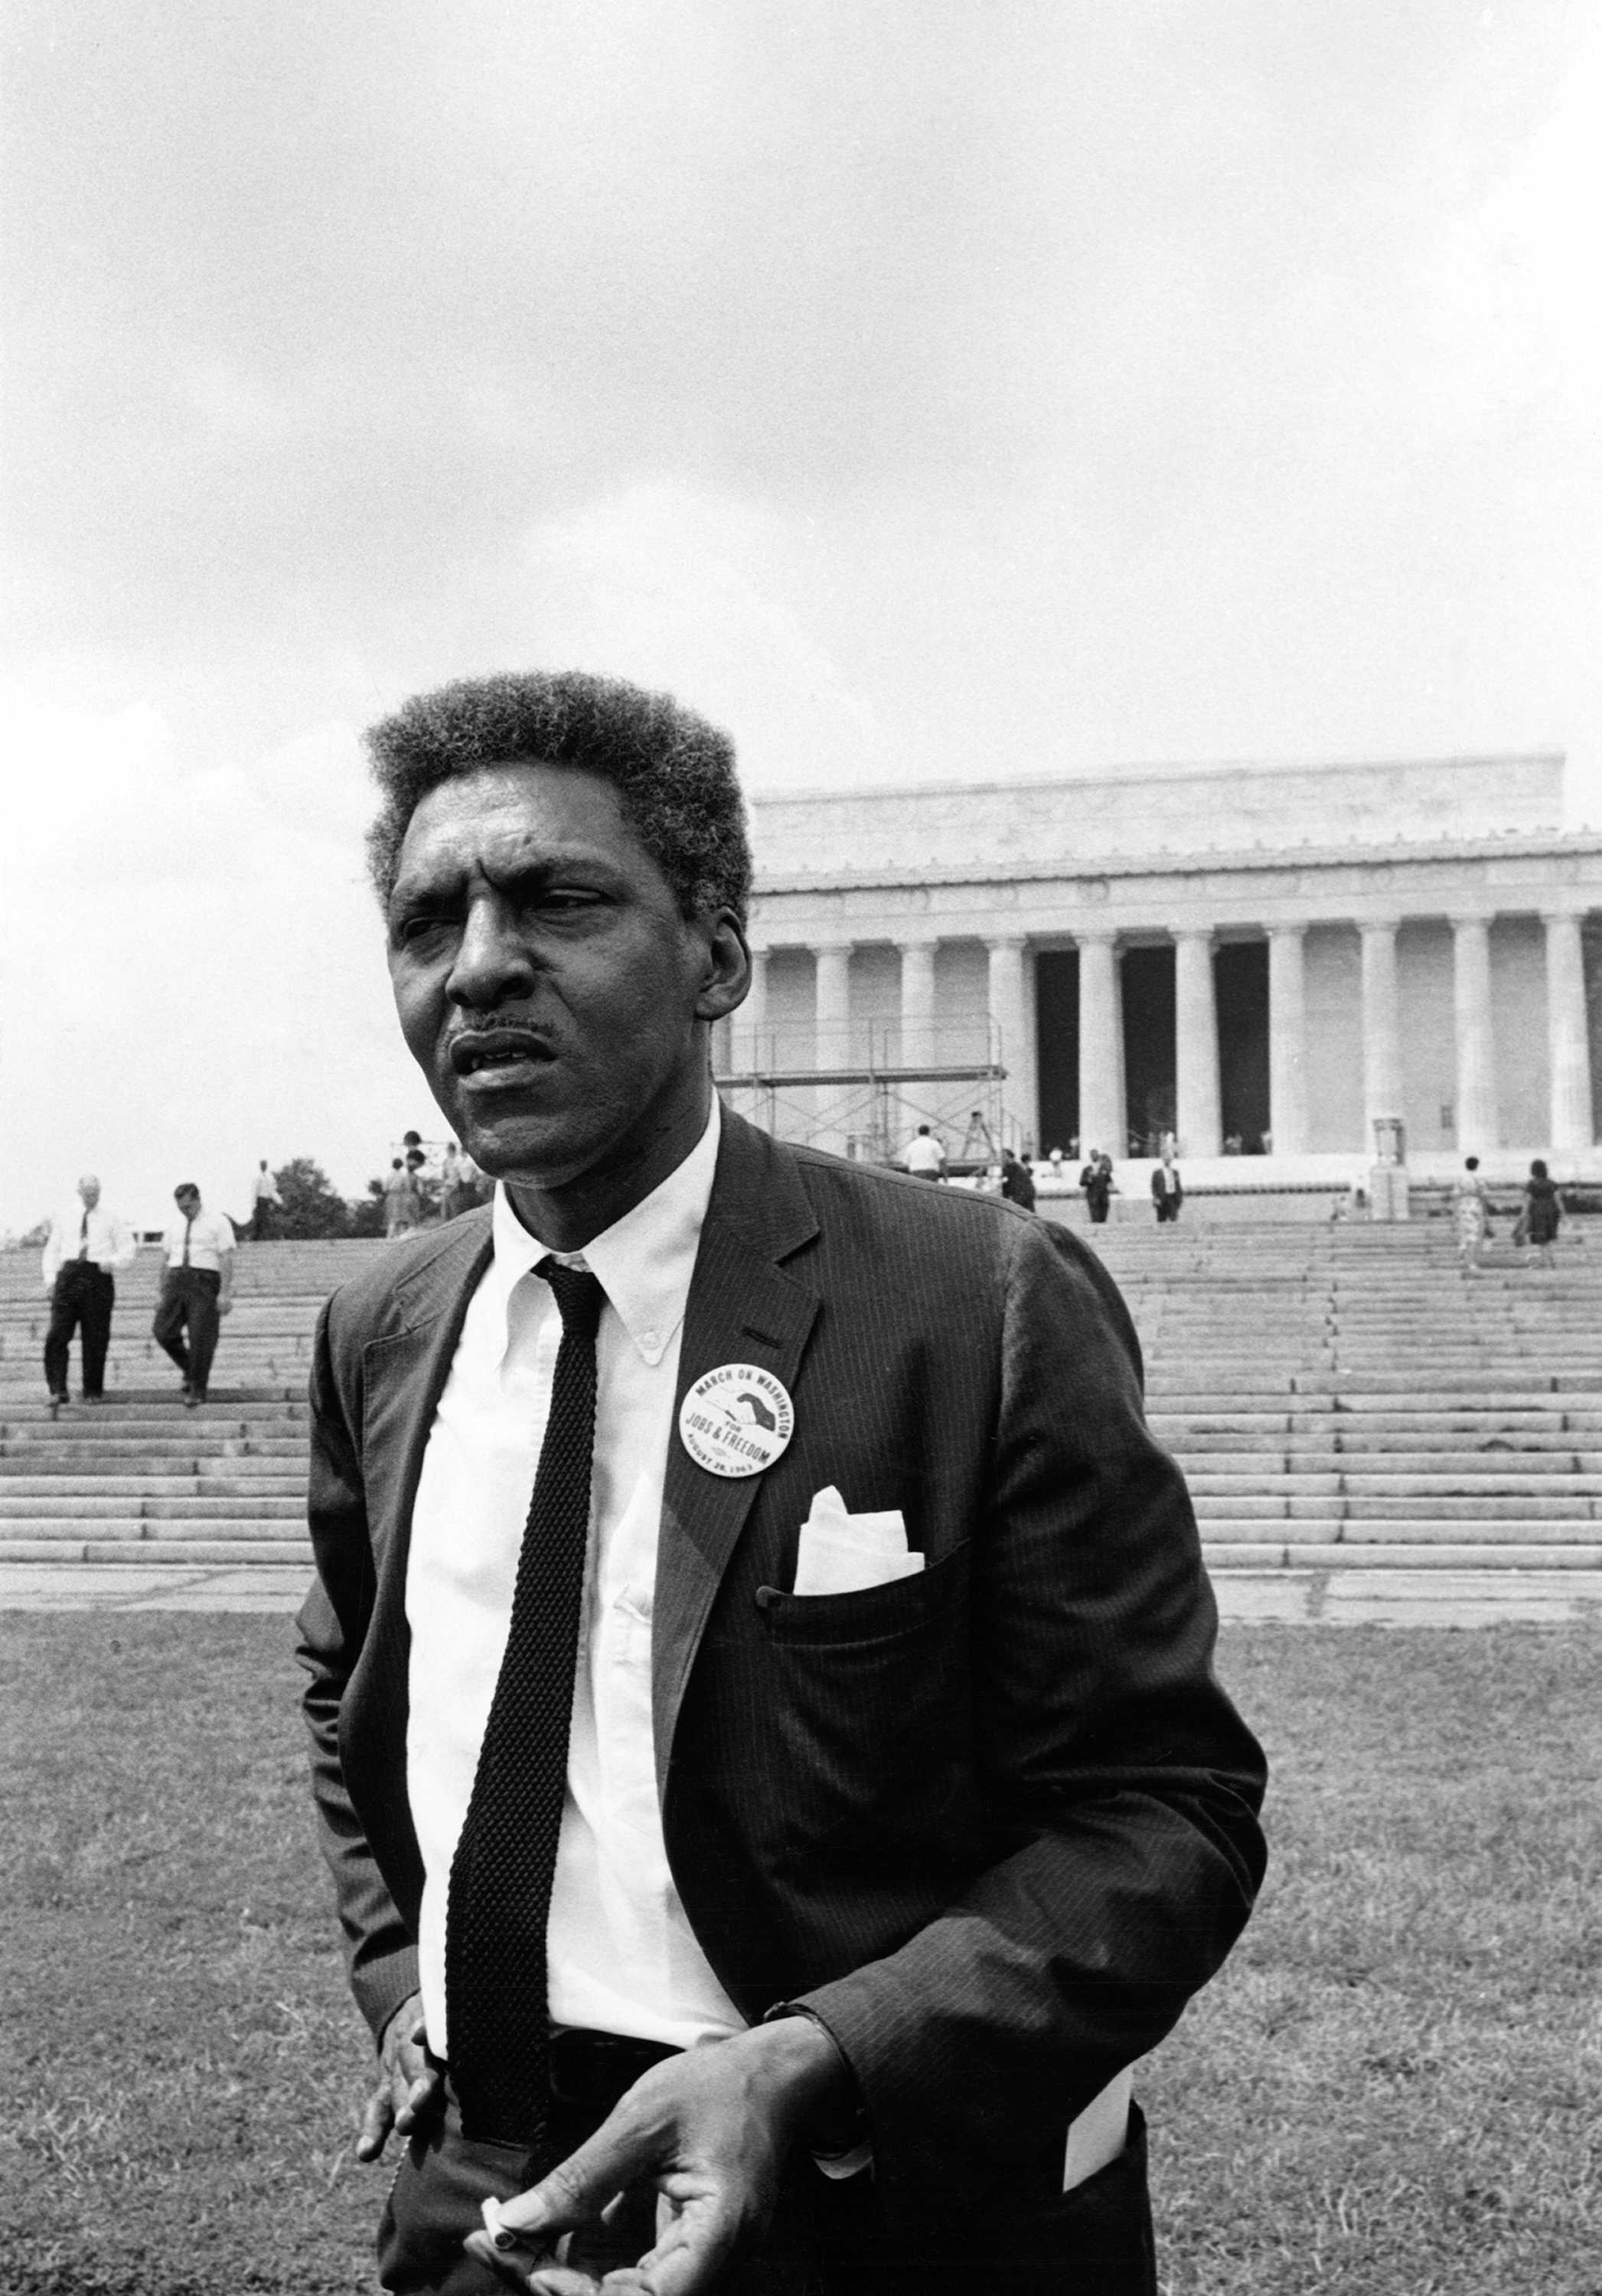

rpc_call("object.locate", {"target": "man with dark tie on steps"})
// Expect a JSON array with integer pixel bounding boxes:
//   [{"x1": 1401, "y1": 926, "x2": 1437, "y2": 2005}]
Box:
[
  {"x1": 41, "y1": 1173, "x2": 136, "y2": 1412},
  {"x1": 297, "y1": 670, "x2": 1265, "y2": 2295},
  {"x1": 152, "y1": 1181, "x2": 235, "y2": 1405}
]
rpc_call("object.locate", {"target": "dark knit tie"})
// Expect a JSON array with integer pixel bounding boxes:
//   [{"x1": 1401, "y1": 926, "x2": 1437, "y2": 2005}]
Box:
[{"x1": 445, "y1": 1256, "x2": 606, "y2": 2150}]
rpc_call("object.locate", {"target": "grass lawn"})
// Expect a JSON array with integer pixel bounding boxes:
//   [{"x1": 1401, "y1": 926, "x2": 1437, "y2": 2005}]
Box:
[{"x1": 1, "y1": 1616, "x2": 1598, "y2": 2296}]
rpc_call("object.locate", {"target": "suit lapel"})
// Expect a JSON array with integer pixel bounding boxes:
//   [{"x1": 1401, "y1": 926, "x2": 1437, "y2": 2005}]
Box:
[
  {"x1": 652, "y1": 1115, "x2": 819, "y2": 1803},
  {"x1": 358, "y1": 1218, "x2": 494, "y2": 1725}
]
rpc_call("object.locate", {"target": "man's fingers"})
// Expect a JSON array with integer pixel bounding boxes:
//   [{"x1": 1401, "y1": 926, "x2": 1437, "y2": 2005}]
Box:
[
  {"x1": 625, "y1": 2199, "x2": 742, "y2": 2296},
  {"x1": 462, "y1": 2228, "x2": 599, "y2": 2294},
  {"x1": 355, "y1": 2080, "x2": 394, "y2": 2161},
  {"x1": 494, "y1": 2144, "x2": 632, "y2": 2241},
  {"x1": 393, "y1": 2064, "x2": 443, "y2": 2135}
]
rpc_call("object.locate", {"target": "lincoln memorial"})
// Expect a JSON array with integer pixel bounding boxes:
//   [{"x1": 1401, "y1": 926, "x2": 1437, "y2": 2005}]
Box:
[{"x1": 713, "y1": 752, "x2": 1602, "y2": 1183}]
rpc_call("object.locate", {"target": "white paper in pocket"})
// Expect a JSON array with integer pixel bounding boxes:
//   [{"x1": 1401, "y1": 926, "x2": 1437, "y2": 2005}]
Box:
[{"x1": 792, "y1": 1484, "x2": 925, "y2": 1596}]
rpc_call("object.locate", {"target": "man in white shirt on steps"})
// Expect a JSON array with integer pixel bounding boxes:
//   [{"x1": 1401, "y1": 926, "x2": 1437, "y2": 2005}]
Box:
[
  {"x1": 41, "y1": 1174, "x2": 136, "y2": 1411},
  {"x1": 152, "y1": 1182, "x2": 235, "y2": 1405}
]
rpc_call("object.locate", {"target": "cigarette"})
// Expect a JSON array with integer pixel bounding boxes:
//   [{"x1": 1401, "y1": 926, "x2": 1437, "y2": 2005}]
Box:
[{"x1": 481, "y1": 2196, "x2": 519, "y2": 2252}]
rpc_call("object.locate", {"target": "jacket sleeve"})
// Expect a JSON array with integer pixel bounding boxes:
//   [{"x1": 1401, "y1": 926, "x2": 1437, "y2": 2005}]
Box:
[
  {"x1": 295, "y1": 1299, "x2": 420, "y2": 2043},
  {"x1": 794, "y1": 1212, "x2": 1268, "y2": 2226}
]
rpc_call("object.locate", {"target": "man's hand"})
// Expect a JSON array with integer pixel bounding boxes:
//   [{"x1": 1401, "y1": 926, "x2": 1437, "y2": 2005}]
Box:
[
  {"x1": 462, "y1": 2017, "x2": 855, "y2": 2294},
  {"x1": 356, "y1": 1991, "x2": 444, "y2": 2162},
  {"x1": 218, "y1": 1295, "x2": 234, "y2": 1317}
]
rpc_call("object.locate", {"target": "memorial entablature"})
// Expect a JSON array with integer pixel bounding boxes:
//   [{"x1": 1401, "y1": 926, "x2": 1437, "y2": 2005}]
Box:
[{"x1": 713, "y1": 752, "x2": 1602, "y2": 1184}]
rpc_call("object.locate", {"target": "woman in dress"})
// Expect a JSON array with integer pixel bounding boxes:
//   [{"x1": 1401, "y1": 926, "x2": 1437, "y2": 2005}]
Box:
[
  {"x1": 1521, "y1": 1158, "x2": 1563, "y2": 1270},
  {"x1": 1453, "y1": 1155, "x2": 1489, "y2": 1274}
]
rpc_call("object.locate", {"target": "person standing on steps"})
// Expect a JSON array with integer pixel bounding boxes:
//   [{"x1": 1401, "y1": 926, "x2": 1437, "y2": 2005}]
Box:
[
  {"x1": 382, "y1": 1158, "x2": 412, "y2": 1238},
  {"x1": 250, "y1": 1159, "x2": 282, "y2": 1241},
  {"x1": 1150, "y1": 1150, "x2": 1183, "y2": 1226},
  {"x1": 152, "y1": 1182, "x2": 235, "y2": 1406},
  {"x1": 1453, "y1": 1156, "x2": 1490, "y2": 1274},
  {"x1": 1519, "y1": 1159, "x2": 1563, "y2": 1270},
  {"x1": 899, "y1": 1123, "x2": 945, "y2": 1180},
  {"x1": 41, "y1": 1174, "x2": 136, "y2": 1414},
  {"x1": 999, "y1": 1146, "x2": 1036, "y2": 1210},
  {"x1": 1081, "y1": 1150, "x2": 1114, "y2": 1225}
]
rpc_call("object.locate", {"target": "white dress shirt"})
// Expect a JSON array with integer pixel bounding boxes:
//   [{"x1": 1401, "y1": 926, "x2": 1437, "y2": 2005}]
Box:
[
  {"x1": 42, "y1": 1204, "x2": 137, "y2": 1283},
  {"x1": 406, "y1": 1100, "x2": 744, "y2": 2058},
  {"x1": 159, "y1": 1208, "x2": 237, "y2": 1271},
  {"x1": 901, "y1": 1133, "x2": 944, "y2": 1173}
]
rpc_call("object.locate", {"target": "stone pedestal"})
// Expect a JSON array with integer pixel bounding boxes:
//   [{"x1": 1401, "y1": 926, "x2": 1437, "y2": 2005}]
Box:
[{"x1": 1367, "y1": 1164, "x2": 1411, "y2": 1221}]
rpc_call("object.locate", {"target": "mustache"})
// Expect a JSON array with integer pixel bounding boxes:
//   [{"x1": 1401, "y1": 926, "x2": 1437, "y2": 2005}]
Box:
[{"x1": 446, "y1": 1023, "x2": 558, "y2": 1075}]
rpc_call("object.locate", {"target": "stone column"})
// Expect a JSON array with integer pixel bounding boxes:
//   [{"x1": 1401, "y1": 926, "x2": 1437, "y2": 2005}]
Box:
[
  {"x1": 1267, "y1": 925, "x2": 1308, "y2": 1157},
  {"x1": 1450, "y1": 915, "x2": 1497, "y2": 1153},
  {"x1": 812, "y1": 941, "x2": 853, "y2": 1152},
  {"x1": 814, "y1": 941, "x2": 852, "y2": 1060},
  {"x1": 1360, "y1": 918, "x2": 1403, "y2": 1153},
  {"x1": 898, "y1": 938, "x2": 937, "y2": 1070},
  {"x1": 987, "y1": 937, "x2": 1036, "y2": 1150},
  {"x1": 1545, "y1": 909, "x2": 1595, "y2": 1151},
  {"x1": 1077, "y1": 932, "x2": 1123, "y2": 1159},
  {"x1": 1173, "y1": 931, "x2": 1222, "y2": 1157},
  {"x1": 734, "y1": 944, "x2": 768, "y2": 1075}
]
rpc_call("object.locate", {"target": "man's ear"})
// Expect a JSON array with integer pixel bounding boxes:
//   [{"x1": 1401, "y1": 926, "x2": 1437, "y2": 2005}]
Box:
[{"x1": 693, "y1": 909, "x2": 752, "y2": 1022}]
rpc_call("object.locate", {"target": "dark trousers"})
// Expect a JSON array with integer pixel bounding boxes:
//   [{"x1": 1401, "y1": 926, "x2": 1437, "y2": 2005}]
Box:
[
  {"x1": 1153, "y1": 1195, "x2": 1180, "y2": 1224},
  {"x1": 250, "y1": 1202, "x2": 274, "y2": 1241},
  {"x1": 44, "y1": 1264, "x2": 116, "y2": 1398},
  {"x1": 377, "y1": 2074, "x2": 1155, "y2": 2296},
  {"x1": 152, "y1": 1267, "x2": 221, "y2": 1395}
]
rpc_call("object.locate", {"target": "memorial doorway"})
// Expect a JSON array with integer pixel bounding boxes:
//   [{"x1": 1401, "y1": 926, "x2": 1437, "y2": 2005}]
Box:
[
  {"x1": 1121, "y1": 944, "x2": 1176, "y2": 1154},
  {"x1": 1215, "y1": 941, "x2": 1270, "y2": 1152},
  {"x1": 1035, "y1": 948, "x2": 1079, "y2": 1156}
]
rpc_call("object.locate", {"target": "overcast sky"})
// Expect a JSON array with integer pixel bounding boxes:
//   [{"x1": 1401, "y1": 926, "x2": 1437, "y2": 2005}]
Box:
[{"x1": 4, "y1": 1, "x2": 1599, "y2": 1230}]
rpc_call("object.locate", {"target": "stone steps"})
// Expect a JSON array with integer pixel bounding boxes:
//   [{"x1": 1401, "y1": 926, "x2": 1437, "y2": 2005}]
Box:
[
  {"x1": 0, "y1": 1537, "x2": 312, "y2": 1565},
  {"x1": 1190, "y1": 1489, "x2": 1602, "y2": 1518},
  {"x1": 1200, "y1": 1540, "x2": 1602, "y2": 1570},
  {"x1": 0, "y1": 1472, "x2": 303, "y2": 1496},
  {"x1": 0, "y1": 1494, "x2": 304, "y2": 1521},
  {"x1": 5, "y1": 1222, "x2": 1601, "y2": 1575}
]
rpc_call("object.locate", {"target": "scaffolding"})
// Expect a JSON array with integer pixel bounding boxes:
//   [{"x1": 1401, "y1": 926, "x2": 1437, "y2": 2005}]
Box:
[{"x1": 715, "y1": 1017, "x2": 1013, "y2": 1169}]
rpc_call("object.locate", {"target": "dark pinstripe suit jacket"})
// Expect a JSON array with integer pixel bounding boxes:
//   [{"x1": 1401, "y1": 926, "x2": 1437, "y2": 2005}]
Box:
[{"x1": 297, "y1": 1108, "x2": 1265, "y2": 2244}]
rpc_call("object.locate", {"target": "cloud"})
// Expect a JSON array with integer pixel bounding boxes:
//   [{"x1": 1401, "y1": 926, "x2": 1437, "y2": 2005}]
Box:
[
  {"x1": 516, "y1": 481, "x2": 888, "y2": 784},
  {"x1": 3, "y1": 1, "x2": 1600, "y2": 1226},
  {"x1": 0, "y1": 693, "x2": 417, "y2": 1231}
]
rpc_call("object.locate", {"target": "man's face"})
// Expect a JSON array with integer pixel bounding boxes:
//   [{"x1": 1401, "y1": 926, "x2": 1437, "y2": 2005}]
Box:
[
  {"x1": 77, "y1": 1177, "x2": 100, "y2": 1211},
  {"x1": 385, "y1": 763, "x2": 742, "y2": 1191}
]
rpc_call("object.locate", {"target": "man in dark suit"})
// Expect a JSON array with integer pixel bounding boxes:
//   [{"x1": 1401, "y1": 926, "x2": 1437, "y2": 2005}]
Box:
[
  {"x1": 1150, "y1": 1151, "x2": 1183, "y2": 1225},
  {"x1": 297, "y1": 670, "x2": 1266, "y2": 2295}
]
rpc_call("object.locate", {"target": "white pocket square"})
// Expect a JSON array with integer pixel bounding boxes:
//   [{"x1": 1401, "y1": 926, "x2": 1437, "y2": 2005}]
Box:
[{"x1": 793, "y1": 1485, "x2": 925, "y2": 1596}]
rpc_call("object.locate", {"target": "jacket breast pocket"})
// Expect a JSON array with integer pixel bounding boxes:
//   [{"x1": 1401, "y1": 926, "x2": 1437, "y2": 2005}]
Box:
[
  {"x1": 749, "y1": 1546, "x2": 977, "y2": 1878},
  {"x1": 755, "y1": 1541, "x2": 968, "y2": 1646}
]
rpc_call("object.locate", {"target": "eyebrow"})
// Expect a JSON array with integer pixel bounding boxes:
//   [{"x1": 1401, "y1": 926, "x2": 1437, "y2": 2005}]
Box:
[{"x1": 389, "y1": 842, "x2": 625, "y2": 913}]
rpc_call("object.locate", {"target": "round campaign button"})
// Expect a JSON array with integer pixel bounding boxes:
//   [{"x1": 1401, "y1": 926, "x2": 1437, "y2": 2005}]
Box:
[{"x1": 677, "y1": 1362, "x2": 794, "y2": 1479}]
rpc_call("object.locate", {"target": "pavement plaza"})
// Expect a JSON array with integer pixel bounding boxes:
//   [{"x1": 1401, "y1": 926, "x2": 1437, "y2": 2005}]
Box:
[{"x1": 4, "y1": 1559, "x2": 1599, "y2": 1628}]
